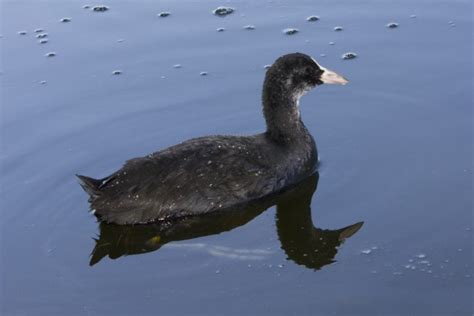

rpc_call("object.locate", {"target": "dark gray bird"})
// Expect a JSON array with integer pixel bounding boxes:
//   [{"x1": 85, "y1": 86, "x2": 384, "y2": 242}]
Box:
[{"x1": 77, "y1": 52, "x2": 348, "y2": 225}]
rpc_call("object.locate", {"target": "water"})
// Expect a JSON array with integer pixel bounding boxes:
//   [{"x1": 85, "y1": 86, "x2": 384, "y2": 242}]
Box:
[{"x1": 1, "y1": 0, "x2": 472, "y2": 315}]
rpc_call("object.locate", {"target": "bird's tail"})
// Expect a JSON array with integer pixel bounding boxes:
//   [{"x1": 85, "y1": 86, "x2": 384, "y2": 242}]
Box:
[{"x1": 76, "y1": 174, "x2": 102, "y2": 198}]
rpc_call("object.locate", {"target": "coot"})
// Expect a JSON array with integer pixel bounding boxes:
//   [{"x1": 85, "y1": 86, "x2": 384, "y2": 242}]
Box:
[{"x1": 77, "y1": 53, "x2": 348, "y2": 224}]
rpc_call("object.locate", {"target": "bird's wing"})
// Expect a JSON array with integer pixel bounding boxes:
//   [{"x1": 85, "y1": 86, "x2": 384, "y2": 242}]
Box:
[{"x1": 90, "y1": 135, "x2": 279, "y2": 224}]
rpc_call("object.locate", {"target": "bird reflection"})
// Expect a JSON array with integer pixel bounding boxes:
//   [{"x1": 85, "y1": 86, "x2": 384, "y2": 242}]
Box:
[
  {"x1": 276, "y1": 175, "x2": 363, "y2": 270},
  {"x1": 89, "y1": 173, "x2": 363, "y2": 269}
]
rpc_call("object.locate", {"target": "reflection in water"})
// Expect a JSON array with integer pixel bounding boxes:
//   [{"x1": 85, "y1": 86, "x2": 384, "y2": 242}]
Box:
[
  {"x1": 90, "y1": 173, "x2": 363, "y2": 269},
  {"x1": 276, "y1": 175, "x2": 363, "y2": 270}
]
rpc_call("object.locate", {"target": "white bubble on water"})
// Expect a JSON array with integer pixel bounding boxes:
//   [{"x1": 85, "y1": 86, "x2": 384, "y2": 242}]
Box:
[
  {"x1": 92, "y1": 5, "x2": 109, "y2": 12},
  {"x1": 213, "y1": 7, "x2": 234, "y2": 17},
  {"x1": 342, "y1": 52, "x2": 357, "y2": 60},
  {"x1": 283, "y1": 28, "x2": 299, "y2": 35},
  {"x1": 306, "y1": 16, "x2": 319, "y2": 22},
  {"x1": 386, "y1": 22, "x2": 399, "y2": 28}
]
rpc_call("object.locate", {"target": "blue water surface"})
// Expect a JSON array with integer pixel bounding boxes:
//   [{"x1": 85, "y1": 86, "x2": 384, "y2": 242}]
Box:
[{"x1": 1, "y1": 0, "x2": 472, "y2": 315}]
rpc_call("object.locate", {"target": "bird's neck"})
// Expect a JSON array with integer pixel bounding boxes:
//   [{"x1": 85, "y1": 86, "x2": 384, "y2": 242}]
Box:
[{"x1": 262, "y1": 79, "x2": 308, "y2": 143}]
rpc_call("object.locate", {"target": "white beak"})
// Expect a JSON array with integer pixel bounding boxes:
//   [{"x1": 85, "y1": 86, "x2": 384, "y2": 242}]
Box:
[{"x1": 319, "y1": 66, "x2": 349, "y2": 85}]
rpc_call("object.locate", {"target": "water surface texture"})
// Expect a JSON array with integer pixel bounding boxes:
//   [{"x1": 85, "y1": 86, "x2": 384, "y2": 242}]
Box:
[{"x1": 1, "y1": 0, "x2": 472, "y2": 315}]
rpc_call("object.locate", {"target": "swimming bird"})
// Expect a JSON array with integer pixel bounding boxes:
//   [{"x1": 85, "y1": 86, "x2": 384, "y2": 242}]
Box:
[{"x1": 77, "y1": 52, "x2": 348, "y2": 225}]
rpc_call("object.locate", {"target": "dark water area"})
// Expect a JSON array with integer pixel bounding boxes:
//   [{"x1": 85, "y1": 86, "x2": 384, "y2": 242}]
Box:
[{"x1": 1, "y1": 0, "x2": 472, "y2": 315}]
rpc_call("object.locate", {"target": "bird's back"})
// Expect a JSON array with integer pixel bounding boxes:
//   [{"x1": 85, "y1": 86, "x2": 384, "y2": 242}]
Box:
[{"x1": 80, "y1": 133, "x2": 316, "y2": 224}]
